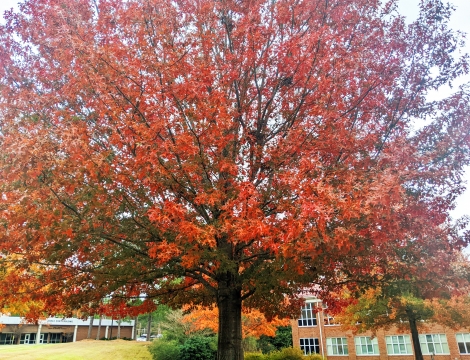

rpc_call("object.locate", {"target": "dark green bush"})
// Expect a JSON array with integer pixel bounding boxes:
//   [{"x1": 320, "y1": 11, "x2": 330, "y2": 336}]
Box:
[
  {"x1": 178, "y1": 336, "x2": 217, "y2": 360},
  {"x1": 148, "y1": 339, "x2": 181, "y2": 360},
  {"x1": 258, "y1": 326, "x2": 293, "y2": 354}
]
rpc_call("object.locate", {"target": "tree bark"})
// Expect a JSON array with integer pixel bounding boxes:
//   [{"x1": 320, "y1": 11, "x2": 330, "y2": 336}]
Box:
[
  {"x1": 217, "y1": 283, "x2": 243, "y2": 360},
  {"x1": 117, "y1": 317, "x2": 121, "y2": 339},
  {"x1": 406, "y1": 308, "x2": 424, "y2": 360}
]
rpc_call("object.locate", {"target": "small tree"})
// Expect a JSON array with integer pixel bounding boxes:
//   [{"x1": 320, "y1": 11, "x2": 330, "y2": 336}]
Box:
[{"x1": 338, "y1": 250, "x2": 470, "y2": 360}]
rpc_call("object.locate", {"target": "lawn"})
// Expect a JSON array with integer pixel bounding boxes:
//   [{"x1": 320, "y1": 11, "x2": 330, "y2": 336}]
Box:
[{"x1": 0, "y1": 340, "x2": 152, "y2": 360}]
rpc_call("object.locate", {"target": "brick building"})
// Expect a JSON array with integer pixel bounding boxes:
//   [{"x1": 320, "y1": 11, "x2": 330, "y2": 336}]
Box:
[
  {"x1": 0, "y1": 315, "x2": 135, "y2": 345},
  {"x1": 291, "y1": 298, "x2": 470, "y2": 359}
]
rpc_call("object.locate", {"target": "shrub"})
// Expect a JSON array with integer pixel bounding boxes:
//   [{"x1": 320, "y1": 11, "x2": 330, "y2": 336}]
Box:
[
  {"x1": 148, "y1": 339, "x2": 181, "y2": 360},
  {"x1": 305, "y1": 354, "x2": 325, "y2": 360},
  {"x1": 245, "y1": 353, "x2": 267, "y2": 360},
  {"x1": 178, "y1": 335, "x2": 217, "y2": 360},
  {"x1": 243, "y1": 336, "x2": 259, "y2": 353},
  {"x1": 258, "y1": 326, "x2": 293, "y2": 354},
  {"x1": 257, "y1": 340, "x2": 276, "y2": 354},
  {"x1": 265, "y1": 347, "x2": 311, "y2": 360}
]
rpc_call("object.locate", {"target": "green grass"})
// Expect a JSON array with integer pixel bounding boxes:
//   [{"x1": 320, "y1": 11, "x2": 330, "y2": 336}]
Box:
[{"x1": 0, "y1": 340, "x2": 152, "y2": 360}]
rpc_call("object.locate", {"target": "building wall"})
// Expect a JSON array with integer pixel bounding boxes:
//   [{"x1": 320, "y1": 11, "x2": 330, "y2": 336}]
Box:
[
  {"x1": 0, "y1": 323, "x2": 134, "y2": 344},
  {"x1": 75, "y1": 324, "x2": 133, "y2": 340},
  {"x1": 292, "y1": 302, "x2": 470, "y2": 360}
]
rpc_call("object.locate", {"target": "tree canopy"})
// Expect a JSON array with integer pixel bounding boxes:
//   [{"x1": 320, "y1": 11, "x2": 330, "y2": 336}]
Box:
[{"x1": 0, "y1": 0, "x2": 469, "y2": 358}]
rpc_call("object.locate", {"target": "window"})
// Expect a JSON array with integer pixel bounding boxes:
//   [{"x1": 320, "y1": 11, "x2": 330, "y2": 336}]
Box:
[
  {"x1": 419, "y1": 334, "x2": 449, "y2": 355},
  {"x1": 327, "y1": 337, "x2": 349, "y2": 355},
  {"x1": 355, "y1": 336, "x2": 379, "y2": 355},
  {"x1": 456, "y1": 333, "x2": 470, "y2": 354},
  {"x1": 300, "y1": 338, "x2": 320, "y2": 355},
  {"x1": 385, "y1": 335, "x2": 413, "y2": 355},
  {"x1": 298, "y1": 303, "x2": 317, "y2": 327},
  {"x1": 49, "y1": 333, "x2": 63, "y2": 344},
  {"x1": 324, "y1": 314, "x2": 340, "y2": 326},
  {"x1": 0, "y1": 333, "x2": 15, "y2": 345},
  {"x1": 19, "y1": 333, "x2": 36, "y2": 344}
]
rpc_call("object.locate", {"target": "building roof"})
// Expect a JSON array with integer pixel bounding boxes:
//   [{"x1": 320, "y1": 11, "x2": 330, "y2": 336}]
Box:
[{"x1": 0, "y1": 315, "x2": 134, "y2": 327}]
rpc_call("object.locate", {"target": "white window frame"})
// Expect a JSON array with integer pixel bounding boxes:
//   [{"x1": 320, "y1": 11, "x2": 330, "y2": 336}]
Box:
[
  {"x1": 355, "y1": 336, "x2": 379, "y2": 355},
  {"x1": 300, "y1": 338, "x2": 320, "y2": 355},
  {"x1": 327, "y1": 337, "x2": 349, "y2": 356},
  {"x1": 419, "y1": 334, "x2": 450, "y2": 355},
  {"x1": 385, "y1": 335, "x2": 413, "y2": 355},
  {"x1": 49, "y1": 333, "x2": 62, "y2": 343},
  {"x1": 0, "y1": 333, "x2": 15, "y2": 345},
  {"x1": 298, "y1": 302, "x2": 318, "y2": 327},
  {"x1": 20, "y1": 333, "x2": 31, "y2": 344},
  {"x1": 324, "y1": 313, "x2": 340, "y2": 326},
  {"x1": 456, "y1": 333, "x2": 470, "y2": 354}
]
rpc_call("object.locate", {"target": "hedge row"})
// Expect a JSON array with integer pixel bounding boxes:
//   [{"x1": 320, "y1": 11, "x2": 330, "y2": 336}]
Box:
[
  {"x1": 148, "y1": 336, "x2": 217, "y2": 360},
  {"x1": 245, "y1": 347, "x2": 325, "y2": 360},
  {"x1": 149, "y1": 338, "x2": 324, "y2": 360}
]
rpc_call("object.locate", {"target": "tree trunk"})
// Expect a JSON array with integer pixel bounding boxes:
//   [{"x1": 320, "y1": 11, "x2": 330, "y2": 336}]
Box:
[
  {"x1": 217, "y1": 285, "x2": 243, "y2": 360},
  {"x1": 96, "y1": 315, "x2": 102, "y2": 340},
  {"x1": 406, "y1": 308, "x2": 423, "y2": 360},
  {"x1": 146, "y1": 313, "x2": 151, "y2": 341},
  {"x1": 117, "y1": 317, "x2": 121, "y2": 339},
  {"x1": 87, "y1": 315, "x2": 94, "y2": 339}
]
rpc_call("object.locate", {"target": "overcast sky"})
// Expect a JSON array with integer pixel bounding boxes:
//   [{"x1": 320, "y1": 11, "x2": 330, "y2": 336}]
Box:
[{"x1": 0, "y1": 0, "x2": 469, "y2": 222}]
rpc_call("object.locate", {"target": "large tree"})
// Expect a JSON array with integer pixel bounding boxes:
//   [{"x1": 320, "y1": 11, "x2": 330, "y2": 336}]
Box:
[{"x1": 0, "y1": 0, "x2": 469, "y2": 358}]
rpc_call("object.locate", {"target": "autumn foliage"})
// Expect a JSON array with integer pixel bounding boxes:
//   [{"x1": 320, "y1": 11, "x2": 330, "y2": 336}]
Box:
[
  {"x1": 0, "y1": 0, "x2": 470, "y2": 358},
  {"x1": 0, "y1": 255, "x2": 58, "y2": 320},
  {"x1": 183, "y1": 306, "x2": 288, "y2": 338}
]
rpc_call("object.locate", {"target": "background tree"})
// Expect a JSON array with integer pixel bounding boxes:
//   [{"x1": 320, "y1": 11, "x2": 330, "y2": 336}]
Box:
[
  {"x1": 258, "y1": 326, "x2": 293, "y2": 354},
  {"x1": 137, "y1": 305, "x2": 171, "y2": 337},
  {"x1": 0, "y1": 255, "x2": 59, "y2": 320},
  {"x1": 337, "y1": 248, "x2": 470, "y2": 360},
  {"x1": 1, "y1": 0, "x2": 470, "y2": 358},
  {"x1": 158, "y1": 308, "x2": 214, "y2": 344},
  {"x1": 182, "y1": 305, "x2": 290, "y2": 352}
]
